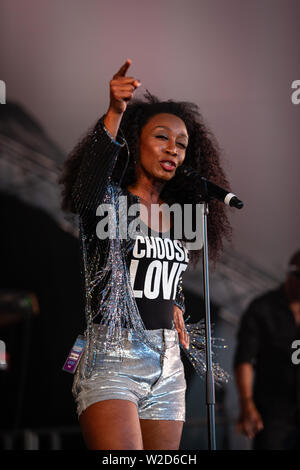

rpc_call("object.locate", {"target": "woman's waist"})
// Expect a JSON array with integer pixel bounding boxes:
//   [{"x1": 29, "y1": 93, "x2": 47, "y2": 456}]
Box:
[{"x1": 90, "y1": 323, "x2": 179, "y2": 349}]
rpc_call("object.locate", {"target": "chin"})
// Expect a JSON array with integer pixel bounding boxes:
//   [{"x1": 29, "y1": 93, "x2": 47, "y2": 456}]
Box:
[{"x1": 155, "y1": 168, "x2": 176, "y2": 182}]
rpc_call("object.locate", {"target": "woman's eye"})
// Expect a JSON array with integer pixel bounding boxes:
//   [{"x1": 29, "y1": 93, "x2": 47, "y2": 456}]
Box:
[
  {"x1": 156, "y1": 135, "x2": 167, "y2": 139},
  {"x1": 156, "y1": 135, "x2": 187, "y2": 149}
]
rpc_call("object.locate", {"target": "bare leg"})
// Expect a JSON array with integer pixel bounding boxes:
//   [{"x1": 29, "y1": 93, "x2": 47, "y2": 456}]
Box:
[
  {"x1": 79, "y1": 399, "x2": 144, "y2": 450},
  {"x1": 140, "y1": 419, "x2": 184, "y2": 450}
]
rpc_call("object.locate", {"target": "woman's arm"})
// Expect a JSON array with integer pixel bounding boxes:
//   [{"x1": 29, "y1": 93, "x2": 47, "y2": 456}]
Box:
[
  {"x1": 173, "y1": 304, "x2": 189, "y2": 349},
  {"x1": 71, "y1": 59, "x2": 141, "y2": 224},
  {"x1": 104, "y1": 59, "x2": 140, "y2": 138},
  {"x1": 173, "y1": 276, "x2": 189, "y2": 349},
  {"x1": 174, "y1": 275, "x2": 185, "y2": 314},
  {"x1": 72, "y1": 117, "x2": 125, "y2": 222},
  {"x1": 71, "y1": 117, "x2": 125, "y2": 224}
]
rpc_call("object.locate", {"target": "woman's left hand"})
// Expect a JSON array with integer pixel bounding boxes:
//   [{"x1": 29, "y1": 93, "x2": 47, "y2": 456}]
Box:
[{"x1": 173, "y1": 305, "x2": 189, "y2": 349}]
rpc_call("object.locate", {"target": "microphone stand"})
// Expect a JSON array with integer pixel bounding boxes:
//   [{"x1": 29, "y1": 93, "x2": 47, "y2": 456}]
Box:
[
  {"x1": 201, "y1": 200, "x2": 216, "y2": 450},
  {"x1": 197, "y1": 180, "x2": 216, "y2": 450},
  {"x1": 178, "y1": 165, "x2": 243, "y2": 449},
  {"x1": 180, "y1": 166, "x2": 243, "y2": 449}
]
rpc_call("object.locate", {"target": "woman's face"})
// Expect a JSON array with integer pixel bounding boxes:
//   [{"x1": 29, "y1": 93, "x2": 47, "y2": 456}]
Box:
[{"x1": 136, "y1": 113, "x2": 189, "y2": 183}]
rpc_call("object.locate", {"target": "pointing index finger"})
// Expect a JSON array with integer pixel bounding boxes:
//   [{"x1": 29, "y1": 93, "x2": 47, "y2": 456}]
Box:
[{"x1": 114, "y1": 59, "x2": 132, "y2": 78}]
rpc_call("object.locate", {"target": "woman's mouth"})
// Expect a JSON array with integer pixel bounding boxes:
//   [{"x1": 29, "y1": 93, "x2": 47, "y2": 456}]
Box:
[{"x1": 160, "y1": 160, "x2": 176, "y2": 172}]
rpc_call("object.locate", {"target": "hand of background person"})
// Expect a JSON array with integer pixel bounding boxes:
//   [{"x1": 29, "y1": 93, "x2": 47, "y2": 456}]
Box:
[
  {"x1": 236, "y1": 398, "x2": 264, "y2": 439},
  {"x1": 27, "y1": 292, "x2": 40, "y2": 315},
  {"x1": 0, "y1": 290, "x2": 40, "y2": 327},
  {"x1": 173, "y1": 304, "x2": 189, "y2": 349},
  {"x1": 108, "y1": 59, "x2": 141, "y2": 115}
]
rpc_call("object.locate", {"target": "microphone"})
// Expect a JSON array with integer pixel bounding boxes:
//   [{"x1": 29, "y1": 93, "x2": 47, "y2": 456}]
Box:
[{"x1": 177, "y1": 165, "x2": 244, "y2": 209}]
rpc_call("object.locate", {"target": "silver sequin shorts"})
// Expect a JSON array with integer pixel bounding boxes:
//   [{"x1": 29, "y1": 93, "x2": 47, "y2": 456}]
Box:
[{"x1": 72, "y1": 325, "x2": 186, "y2": 421}]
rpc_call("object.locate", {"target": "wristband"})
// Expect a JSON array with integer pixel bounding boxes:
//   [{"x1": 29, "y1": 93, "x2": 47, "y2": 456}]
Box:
[{"x1": 103, "y1": 122, "x2": 126, "y2": 147}]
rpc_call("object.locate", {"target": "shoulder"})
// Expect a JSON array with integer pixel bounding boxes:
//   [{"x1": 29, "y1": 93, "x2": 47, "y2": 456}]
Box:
[
  {"x1": 244, "y1": 286, "x2": 283, "y2": 318},
  {"x1": 104, "y1": 181, "x2": 124, "y2": 198},
  {"x1": 250, "y1": 286, "x2": 283, "y2": 306},
  {"x1": 104, "y1": 183, "x2": 139, "y2": 212}
]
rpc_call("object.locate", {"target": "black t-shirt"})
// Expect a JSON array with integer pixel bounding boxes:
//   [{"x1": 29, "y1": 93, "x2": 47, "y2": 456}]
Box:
[
  {"x1": 234, "y1": 285, "x2": 300, "y2": 420},
  {"x1": 129, "y1": 223, "x2": 189, "y2": 330}
]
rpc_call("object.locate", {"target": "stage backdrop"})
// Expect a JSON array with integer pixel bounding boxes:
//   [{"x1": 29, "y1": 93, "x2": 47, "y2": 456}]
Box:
[{"x1": 1, "y1": 0, "x2": 299, "y2": 274}]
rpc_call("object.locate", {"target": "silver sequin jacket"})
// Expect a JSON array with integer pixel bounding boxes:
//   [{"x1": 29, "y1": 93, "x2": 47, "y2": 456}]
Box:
[
  {"x1": 70, "y1": 115, "x2": 228, "y2": 384},
  {"x1": 71, "y1": 116, "x2": 186, "y2": 376}
]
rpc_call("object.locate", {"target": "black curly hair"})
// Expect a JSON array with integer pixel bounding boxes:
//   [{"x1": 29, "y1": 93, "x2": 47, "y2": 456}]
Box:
[{"x1": 59, "y1": 91, "x2": 232, "y2": 267}]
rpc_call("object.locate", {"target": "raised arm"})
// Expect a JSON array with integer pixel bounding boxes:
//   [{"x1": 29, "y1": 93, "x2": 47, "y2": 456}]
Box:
[
  {"x1": 104, "y1": 58, "x2": 141, "y2": 138},
  {"x1": 71, "y1": 59, "x2": 141, "y2": 224}
]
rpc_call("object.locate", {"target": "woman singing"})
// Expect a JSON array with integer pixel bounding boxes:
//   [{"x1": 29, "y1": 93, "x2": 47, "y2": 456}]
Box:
[{"x1": 59, "y1": 59, "x2": 231, "y2": 450}]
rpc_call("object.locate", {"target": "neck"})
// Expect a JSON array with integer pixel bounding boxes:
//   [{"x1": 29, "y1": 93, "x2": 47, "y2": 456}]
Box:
[{"x1": 128, "y1": 178, "x2": 165, "y2": 204}]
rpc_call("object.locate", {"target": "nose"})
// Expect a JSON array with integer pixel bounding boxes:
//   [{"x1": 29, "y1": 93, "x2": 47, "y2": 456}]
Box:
[{"x1": 165, "y1": 140, "x2": 177, "y2": 156}]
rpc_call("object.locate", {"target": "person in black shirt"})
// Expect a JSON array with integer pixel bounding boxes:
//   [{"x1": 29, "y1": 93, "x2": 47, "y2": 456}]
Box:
[{"x1": 234, "y1": 250, "x2": 300, "y2": 449}]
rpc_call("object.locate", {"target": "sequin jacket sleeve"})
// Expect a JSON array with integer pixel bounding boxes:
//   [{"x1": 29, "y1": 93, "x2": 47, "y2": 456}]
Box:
[
  {"x1": 71, "y1": 115, "x2": 126, "y2": 224},
  {"x1": 174, "y1": 275, "x2": 186, "y2": 315}
]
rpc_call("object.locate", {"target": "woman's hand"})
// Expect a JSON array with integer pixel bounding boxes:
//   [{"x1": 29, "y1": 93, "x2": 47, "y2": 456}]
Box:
[
  {"x1": 108, "y1": 59, "x2": 141, "y2": 115},
  {"x1": 173, "y1": 304, "x2": 189, "y2": 349}
]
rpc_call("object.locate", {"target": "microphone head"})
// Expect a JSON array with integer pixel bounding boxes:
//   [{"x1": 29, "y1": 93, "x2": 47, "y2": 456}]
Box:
[{"x1": 229, "y1": 197, "x2": 244, "y2": 209}]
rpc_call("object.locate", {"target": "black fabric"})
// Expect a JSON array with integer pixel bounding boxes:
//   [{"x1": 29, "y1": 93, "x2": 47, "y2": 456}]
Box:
[
  {"x1": 234, "y1": 285, "x2": 300, "y2": 423},
  {"x1": 129, "y1": 223, "x2": 189, "y2": 330},
  {"x1": 71, "y1": 116, "x2": 187, "y2": 330},
  {"x1": 253, "y1": 418, "x2": 300, "y2": 450}
]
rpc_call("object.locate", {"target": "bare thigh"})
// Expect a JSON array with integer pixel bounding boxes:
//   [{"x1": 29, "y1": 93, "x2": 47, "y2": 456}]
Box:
[
  {"x1": 79, "y1": 399, "x2": 144, "y2": 450},
  {"x1": 140, "y1": 419, "x2": 184, "y2": 450}
]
